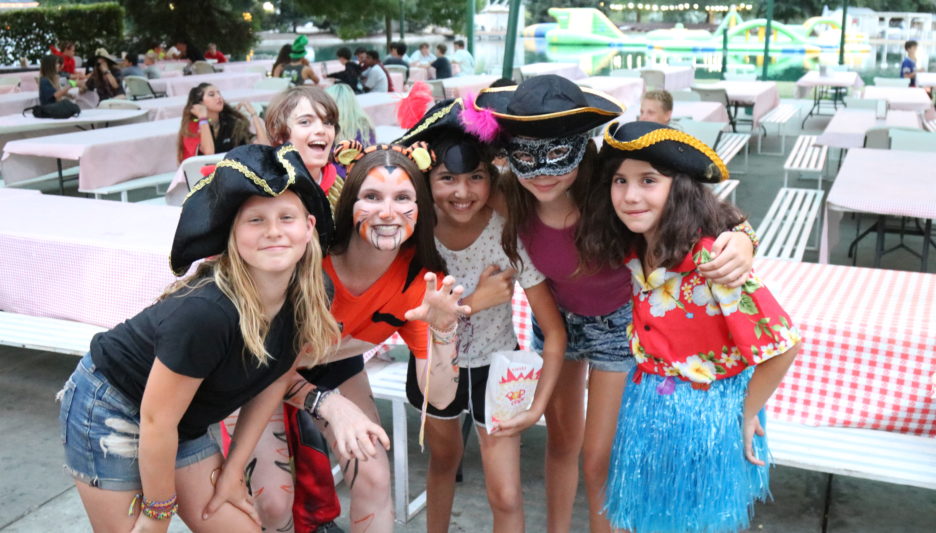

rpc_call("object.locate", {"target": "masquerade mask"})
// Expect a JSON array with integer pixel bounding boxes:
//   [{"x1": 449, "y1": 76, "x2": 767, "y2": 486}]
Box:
[{"x1": 507, "y1": 134, "x2": 588, "y2": 180}]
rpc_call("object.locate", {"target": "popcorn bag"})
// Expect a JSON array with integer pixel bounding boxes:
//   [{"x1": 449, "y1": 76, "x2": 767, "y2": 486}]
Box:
[{"x1": 485, "y1": 350, "x2": 543, "y2": 433}]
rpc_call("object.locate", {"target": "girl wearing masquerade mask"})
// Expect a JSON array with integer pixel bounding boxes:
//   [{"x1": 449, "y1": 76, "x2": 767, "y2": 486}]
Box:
[
  {"x1": 474, "y1": 75, "x2": 757, "y2": 533},
  {"x1": 587, "y1": 122, "x2": 800, "y2": 532},
  {"x1": 56, "y1": 145, "x2": 383, "y2": 533},
  {"x1": 397, "y1": 100, "x2": 567, "y2": 532}
]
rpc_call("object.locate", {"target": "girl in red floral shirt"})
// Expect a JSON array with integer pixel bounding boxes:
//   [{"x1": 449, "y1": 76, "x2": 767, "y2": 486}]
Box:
[{"x1": 583, "y1": 121, "x2": 802, "y2": 533}]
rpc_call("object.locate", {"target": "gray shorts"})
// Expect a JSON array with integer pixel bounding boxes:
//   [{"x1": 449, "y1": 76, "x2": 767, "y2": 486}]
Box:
[{"x1": 532, "y1": 301, "x2": 636, "y2": 373}]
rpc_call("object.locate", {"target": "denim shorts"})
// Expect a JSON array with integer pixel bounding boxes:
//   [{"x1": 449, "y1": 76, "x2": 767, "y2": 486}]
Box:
[
  {"x1": 532, "y1": 300, "x2": 636, "y2": 373},
  {"x1": 58, "y1": 353, "x2": 221, "y2": 491}
]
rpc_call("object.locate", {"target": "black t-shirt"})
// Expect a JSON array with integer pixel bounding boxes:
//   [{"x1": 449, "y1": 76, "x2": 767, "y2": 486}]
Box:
[
  {"x1": 91, "y1": 281, "x2": 298, "y2": 440},
  {"x1": 431, "y1": 57, "x2": 452, "y2": 80}
]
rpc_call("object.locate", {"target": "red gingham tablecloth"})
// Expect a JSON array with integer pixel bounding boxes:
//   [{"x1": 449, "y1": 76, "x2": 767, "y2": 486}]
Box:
[{"x1": 374, "y1": 259, "x2": 936, "y2": 437}]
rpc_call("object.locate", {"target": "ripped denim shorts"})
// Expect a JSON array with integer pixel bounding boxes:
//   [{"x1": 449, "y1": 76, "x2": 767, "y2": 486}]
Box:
[{"x1": 58, "y1": 353, "x2": 220, "y2": 491}]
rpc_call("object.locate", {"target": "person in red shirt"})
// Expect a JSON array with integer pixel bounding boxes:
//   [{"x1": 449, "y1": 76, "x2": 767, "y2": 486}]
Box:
[
  {"x1": 49, "y1": 40, "x2": 76, "y2": 75},
  {"x1": 204, "y1": 42, "x2": 228, "y2": 63},
  {"x1": 588, "y1": 121, "x2": 801, "y2": 533}
]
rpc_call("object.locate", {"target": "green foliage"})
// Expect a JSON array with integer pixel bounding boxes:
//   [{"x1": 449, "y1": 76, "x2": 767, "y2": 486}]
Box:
[
  {"x1": 0, "y1": 2, "x2": 123, "y2": 65},
  {"x1": 119, "y1": 0, "x2": 256, "y2": 60},
  {"x1": 291, "y1": 0, "x2": 475, "y2": 39}
]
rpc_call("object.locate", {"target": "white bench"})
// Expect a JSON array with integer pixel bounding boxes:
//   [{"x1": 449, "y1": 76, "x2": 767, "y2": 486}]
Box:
[
  {"x1": 365, "y1": 359, "x2": 426, "y2": 524},
  {"x1": 757, "y1": 103, "x2": 799, "y2": 155},
  {"x1": 756, "y1": 187, "x2": 824, "y2": 261},
  {"x1": 783, "y1": 135, "x2": 828, "y2": 189},
  {"x1": 709, "y1": 178, "x2": 740, "y2": 204},
  {"x1": 715, "y1": 132, "x2": 751, "y2": 173},
  {"x1": 924, "y1": 117, "x2": 936, "y2": 133},
  {"x1": 79, "y1": 172, "x2": 175, "y2": 202},
  {"x1": 0, "y1": 311, "x2": 105, "y2": 356}
]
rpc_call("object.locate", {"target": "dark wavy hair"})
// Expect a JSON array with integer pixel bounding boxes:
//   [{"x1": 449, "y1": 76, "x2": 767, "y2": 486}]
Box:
[
  {"x1": 498, "y1": 139, "x2": 598, "y2": 269},
  {"x1": 578, "y1": 149, "x2": 747, "y2": 271},
  {"x1": 177, "y1": 82, "x2": 251, "y2": 162},
  {"x1": 330, "y1": 148, "x2": 445, "y2": 283}
]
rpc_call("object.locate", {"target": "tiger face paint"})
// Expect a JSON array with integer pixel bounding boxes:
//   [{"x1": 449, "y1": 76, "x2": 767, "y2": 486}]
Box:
[{"x1": 353, "y1": 165, "x2": 418, "y2": 251}]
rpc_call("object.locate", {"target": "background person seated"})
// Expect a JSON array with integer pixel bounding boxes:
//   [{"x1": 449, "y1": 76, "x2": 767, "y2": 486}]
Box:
[
  {"x1": 177, "y1": 82, "x2": 269, "y2": 162},
  {"x1": 450, "y1": 39, "x2": 475, "y2": 76},
  {"x1": 328, "y1": 46, "x2": 364, "y2": 93},
  {"x1": 361, "y1": 50, "x2": 392, "y2": 92},
  {"x1": 204, "y1": 42, "x2": 228, "y2": 63},
  {"x1": 409, "y1": 42, "x2": 434, "y2": 67},
  {"x1": 275, "y1": 35, "x2": 320, "y2": 86},
  {"x1": 79, "y1": 49, "x2": 125, "y2": 100},
  {"x1": 38, "y1": 55, "x2": 72, "y2": 105},
  {"x1": 639, "y1": 90, "x2": 673, "y2": 125},
  {"x1": 431, "y1": 43, "x2": 452, "y2": 80}
]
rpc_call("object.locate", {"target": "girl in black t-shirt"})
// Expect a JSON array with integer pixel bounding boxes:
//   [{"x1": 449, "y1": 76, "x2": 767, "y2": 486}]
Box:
[{"x1": 58, "y1": 144, "x2": 388, "y2": 532}]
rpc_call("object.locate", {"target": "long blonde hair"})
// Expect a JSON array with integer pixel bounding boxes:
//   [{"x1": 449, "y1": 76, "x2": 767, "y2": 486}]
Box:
[{"x1": 162, "y1": 221, "x2": 339, "y2": 368}]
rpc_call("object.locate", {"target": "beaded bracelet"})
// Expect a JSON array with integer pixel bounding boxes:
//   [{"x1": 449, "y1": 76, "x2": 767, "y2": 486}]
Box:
[
  {"x1": 429, "y1": 322, "x2": 458, "y2": 345},
  {"x1": 197, "y1": 118, "x2": 210, "y2": 126},
  {"x1": 141, "y1": 502, "x2": 179, "y2": 520},
  {"x1": 731, "y1": 220, "x2": 760, "y2": 254},
  {"x1": 128, "y1": 493, "x2": 178, "y2": 520}
]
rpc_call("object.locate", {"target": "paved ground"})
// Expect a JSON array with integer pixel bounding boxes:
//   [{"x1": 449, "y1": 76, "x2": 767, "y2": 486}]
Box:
[{"x1": 2, "y1": 96, "x2": 934, "y2": 532}]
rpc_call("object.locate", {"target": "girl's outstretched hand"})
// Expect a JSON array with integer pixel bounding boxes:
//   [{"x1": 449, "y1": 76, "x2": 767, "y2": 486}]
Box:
[
  {"x1": 201, "y1": 465, "x2": 260, "y2": 524},
  {"x1": 319, "y1": 393, "x2": 391, "y2": 462},
  {"x1": 742, "y1": 415, "x2": 766, "y2": 466},
  {"x1": 404, "y1": 273, "x2": 472, "y2": 330}
]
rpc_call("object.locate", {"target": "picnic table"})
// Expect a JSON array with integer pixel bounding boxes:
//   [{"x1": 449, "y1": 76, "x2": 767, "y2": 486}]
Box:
[
  {"x1": 815, "y1": 108, "x2": 922, "y2": 149},
  {"x1": 356, "y1": 92, "x2": 403, "y2": 126},
  {"x1": 0, "y1": 189, "x2": 179, "y2": 329},
  {"x1": 0, "y1": 108, "x2": 147, "y2": 136},
  {"x1": 795, "y1": 70, "x2": 865, "y2": 123},
  {"x1": 520, "y1": 62, "x2": 586, "y2": 81},
  {"x1": 0, "y1": 91, "x2": 38, "y2": 116},
  {"x1": 700, "y1": 80, "x2": 780, "y2": 127},
  {"x1": 639, "y1": 65, "x2": 694, "y2": 91},
  {"x1": 149, "y1": 71, "x2": 264, "y2": 97},
  {"x1": 441, "y1": 74, "x2": 499, "y2": 98},
  {"x1": 671, "y1": 101, "x2": 731, "y2": 123},
  {"x1": 576, "y1": 76, "x2": 643, "y2": 116},
  {"x1": 2, "y1": 118, "x2": 178, "y2": 192},
  {"x1": 861, "y1": 86, "x2": 933, "y2": 114},
  {"x1": 221, "y1": 59, "x2": 274, "y2": 74},
  {"x1": 915, "y1": 72, "x2": 936, "y2": 89},
  {"x1": 134, "y1": 88, "x2": 282, "y2": 121},
  {"x1": 820, "y1": 148, "x2": 936, "y2": 270}
]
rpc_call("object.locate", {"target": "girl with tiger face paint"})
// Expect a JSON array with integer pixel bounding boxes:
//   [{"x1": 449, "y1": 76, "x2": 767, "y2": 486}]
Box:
[{"x1": 353, "y1": 165, "x2": 418, "y2": 251}]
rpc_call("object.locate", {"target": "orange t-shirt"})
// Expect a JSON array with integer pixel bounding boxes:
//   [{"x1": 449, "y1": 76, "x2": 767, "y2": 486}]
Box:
[{"x1": 324, "y1": 247, "x2": 436, "y2": 359}]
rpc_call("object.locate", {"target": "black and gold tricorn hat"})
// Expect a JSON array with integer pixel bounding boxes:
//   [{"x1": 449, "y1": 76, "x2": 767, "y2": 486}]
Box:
[
  {"x1": 394, "y1": 98, "x2": 491, "y2": 174},
  {"x1": 473, "y1": 74, "x2": 624, "y2": 138},
  {"x1": 170, "y1": 143, "x2": 334, "y2": 276},
  {"x1": 600, "y1": 121, "x2": 729, "y2": 183}
]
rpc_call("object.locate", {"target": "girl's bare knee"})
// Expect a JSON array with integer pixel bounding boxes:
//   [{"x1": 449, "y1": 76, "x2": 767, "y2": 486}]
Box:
[
  {"x1": 487, "y1": 485, "x2": 523, "y2": 514},
  {"x1": 254, "y1": 491, "x2": 293, "y2": 527}
]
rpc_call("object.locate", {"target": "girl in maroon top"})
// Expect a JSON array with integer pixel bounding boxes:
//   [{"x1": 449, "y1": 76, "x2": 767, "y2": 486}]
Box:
[{"x1": 589, "y1": 121, "x2": 801, "y2": 533}]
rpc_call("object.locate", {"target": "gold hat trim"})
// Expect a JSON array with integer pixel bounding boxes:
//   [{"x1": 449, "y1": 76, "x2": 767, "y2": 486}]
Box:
[
  {"x1": 184, "y1": 144, "x2": 301, "y2": 202},
  {"x1": 474, "y1": 85, "x2": 625, "y2": 122},
  {"x1": 601, "y1": 123, "x2": 729, "y2": 182},
  {"x1": 396, "y1": 99, "x2": 461, "y2": 144}
]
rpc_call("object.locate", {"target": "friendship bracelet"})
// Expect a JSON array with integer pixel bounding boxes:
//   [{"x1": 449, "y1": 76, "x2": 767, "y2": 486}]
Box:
[
  {"x1": 141, "y1": 503, "x2": 179, "y2": 520},
  {"x1": 429, "y1": 322, "x2": 458, "y2": 345},
  {"x1": 142, "y1": 494, "x2": 177, "y2": 509},
  {"x1": 731, "y1": 221, "x2": 760, "y2": 254},
  {"x1": 197, "y1": 118, "x2": 210, "y2": 126}
]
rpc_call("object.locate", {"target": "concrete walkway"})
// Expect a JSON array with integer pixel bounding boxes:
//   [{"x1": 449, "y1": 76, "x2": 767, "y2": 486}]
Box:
[{"x1": 2, "y1": 97, "x2": 935, "y2": 531}]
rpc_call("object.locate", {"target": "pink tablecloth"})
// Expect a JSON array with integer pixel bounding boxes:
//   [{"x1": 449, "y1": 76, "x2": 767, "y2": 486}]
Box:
[
  {"x1": 0, "y1": 92, "x2": 38, "y2": 116},
  {"x1": 149, "y1": 72, "x2": 264, "y2": 97},
  {"x1": 704, "y1": 80, "x2": 780, "y2": 127},
  {"x1": 753, "y1": 258, "x2": 936, "y2": 436},
  {"x1": 2, "y1": 70, "x2": 39, "y2": 92},
  {"x1": 815, "y1": 109, "x2": 921, "y2": 149},
  {"x1": 916, "y1": 72, "x2": 936, "y2": 88},
  {"x1": 356, "y1": 92, "x2": 402, "y2": 127},
  {"x1": 221, "y1": 59, "x2": 274, "y2": 74},
  {"x1": 577, "y1": 76, "x2": 644, "y2": 115},
  {"x1": 409, "y1": 66, "x2": 433, "y2": 82},
  {"x1": 442, "y1": 74, "x2": 498, "y2": 98},
  {"x1": 1, "y1": 118, "x2": 178, "y2": 190},
  {"x1": 821, "y1": 148, "x2": 936, "y2": 263},
  {"x1": 671, "y1": 101, "x2": 730, "y2": 123},
  {"x1": 795, "y1": 70, "x2": 865, "y2": 99},
  {"x1": 135, "y1": 88, "x2": 282, "y2": 121},
  {"x1": 0, "y1": 84, "x2": 20, "y2": 94},
  {"x1": 521, "y1": 62, "x2": 586, "y2": 81},
  {"x1": 375, "y1": 256, "x2": 936, "y2": 436},
  {"x1": 862, "y1": 86, "x2": 932, "y2": 113},
  {"x1": 0, "y1": 190, "x2": 180, "y2": 328},
  {"x1": 640, "y1": 65, "x2": 694, "y2": 91}
]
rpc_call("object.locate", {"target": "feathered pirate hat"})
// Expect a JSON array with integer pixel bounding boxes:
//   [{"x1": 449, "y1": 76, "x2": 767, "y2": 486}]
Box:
[
  {"x1": 473, "y1": 74, "x2": 624, "y2": 138},
  {"x1": 392, "y1": 96, "x2": 498, "y2": 174},
  {"x1": 170, "y1": 143, "x2": 334, "y2": 276},
  {"x1": 600, "y1": 121, "x2": 729, "y2": 183}
]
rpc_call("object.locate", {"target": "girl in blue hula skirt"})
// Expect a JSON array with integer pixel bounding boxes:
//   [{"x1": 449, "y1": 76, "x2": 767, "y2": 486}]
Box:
[{"x1": 582, "y1": 121, "x2": 802, "y2": 533}]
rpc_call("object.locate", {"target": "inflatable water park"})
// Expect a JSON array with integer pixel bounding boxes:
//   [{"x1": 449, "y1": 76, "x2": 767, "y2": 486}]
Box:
[{"x1": 523, "y1": 7, "x2": 872, "y2": 55}]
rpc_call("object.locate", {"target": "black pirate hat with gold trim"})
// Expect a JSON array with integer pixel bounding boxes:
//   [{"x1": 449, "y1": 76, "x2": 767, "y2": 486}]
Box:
[
  {"x1": 170, "y1": 143, "x2": 334, "y2": 276},
  {"x1": 393, "y1": 98, "x2": 494, "y2": 174},
  {"x1": 473, "y1": 74, "x2": 624, "y2": 138},
  {"x1": 600, "y1": 121, "x2": 729, "y2": 184}
]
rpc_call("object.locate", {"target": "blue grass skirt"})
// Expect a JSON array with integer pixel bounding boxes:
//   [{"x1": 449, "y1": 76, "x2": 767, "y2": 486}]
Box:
[{"x1": 604, "y1": 368, "x2": 770, "y2": 533}]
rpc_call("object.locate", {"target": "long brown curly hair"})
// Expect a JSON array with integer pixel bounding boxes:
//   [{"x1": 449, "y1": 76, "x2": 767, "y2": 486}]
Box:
[{"x1": 177, "y1": 83, "x2": 252, "y2": 162}]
